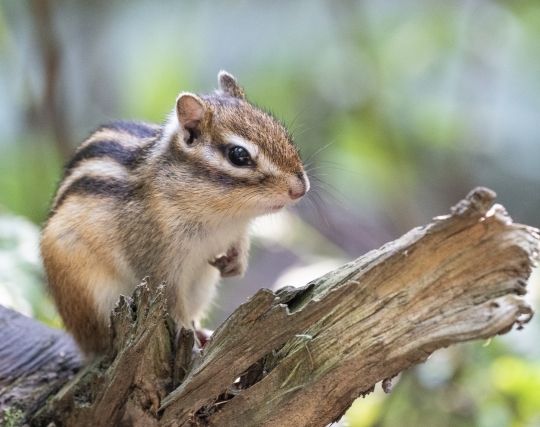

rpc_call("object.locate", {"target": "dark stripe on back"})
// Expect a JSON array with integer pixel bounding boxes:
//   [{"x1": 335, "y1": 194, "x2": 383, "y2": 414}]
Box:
[
  {"x1": 100, "y1": 120, "x2": 160, "y2": 139},
  {"x1": 65, "y1": 140, "x2": 149, "y2": 174},
  {"x1": 52, "y1": 176, "x2": 134, "y2": 213}
]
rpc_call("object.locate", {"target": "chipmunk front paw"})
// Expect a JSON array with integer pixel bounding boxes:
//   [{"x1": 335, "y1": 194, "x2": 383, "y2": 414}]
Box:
[{"x1": 210, "y1": 246, "x2": 246, "y2": 277}]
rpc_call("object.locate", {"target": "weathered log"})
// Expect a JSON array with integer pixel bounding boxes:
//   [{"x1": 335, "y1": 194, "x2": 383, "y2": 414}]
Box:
[
  {"x1": 0, "y1": 306, "x2": 81, "y2": 421},
  {"x1": 0, "y1": 187, "x2": 537, "y2": 427}
]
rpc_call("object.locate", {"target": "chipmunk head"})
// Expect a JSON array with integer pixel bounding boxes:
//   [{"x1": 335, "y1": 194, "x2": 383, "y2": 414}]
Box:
[{"x1": 165, "y1": 71, "x2": 309, "y2": 218}]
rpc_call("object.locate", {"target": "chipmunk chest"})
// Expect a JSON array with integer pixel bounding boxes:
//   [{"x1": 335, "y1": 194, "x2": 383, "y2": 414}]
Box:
[
  {"x1": 167, "y1": 220, "x2": 245, "y2": 264},
  {"x1": 161, "y1": 222, "x2": 242, "y2": 289},
  {"x1": 190, "y1": 224, "x2": 241, "y2": 259}
]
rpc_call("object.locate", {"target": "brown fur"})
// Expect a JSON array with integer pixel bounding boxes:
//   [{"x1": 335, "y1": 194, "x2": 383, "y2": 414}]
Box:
[{"x1": 42, "y1": 196, "x2": 127, "y2": 354}]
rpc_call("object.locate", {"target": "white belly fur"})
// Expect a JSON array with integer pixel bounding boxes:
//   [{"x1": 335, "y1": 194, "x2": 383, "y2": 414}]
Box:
[{"x1": 167, "y1": 221, "x2": 248, "y2": 327}]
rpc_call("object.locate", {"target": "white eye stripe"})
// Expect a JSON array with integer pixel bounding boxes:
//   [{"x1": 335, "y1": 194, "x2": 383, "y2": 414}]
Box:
[
  {"x1": 256, "y1": 154, "x2": 280, "y2": 175},
  {"x1": 223, "y1": 133, "x2": 284, "y2": 175},
  {"x1": 224, "y1": 134, "x2": 259, "y2": 159}
]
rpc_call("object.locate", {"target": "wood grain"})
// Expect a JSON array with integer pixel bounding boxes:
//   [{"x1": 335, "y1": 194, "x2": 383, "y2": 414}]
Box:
[{"x1": 0, "y1": 187, "x2": 537, "y2": 427}]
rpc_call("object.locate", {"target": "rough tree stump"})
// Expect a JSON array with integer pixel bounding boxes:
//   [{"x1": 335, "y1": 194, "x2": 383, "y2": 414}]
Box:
[{"x1": 0, "y1": 187, "x2": 538, "y2": 426}]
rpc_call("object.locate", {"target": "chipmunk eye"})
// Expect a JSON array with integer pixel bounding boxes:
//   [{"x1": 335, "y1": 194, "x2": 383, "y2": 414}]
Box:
[{"x1": 228, "y1": 146, "x2": 253, "y2": 167}]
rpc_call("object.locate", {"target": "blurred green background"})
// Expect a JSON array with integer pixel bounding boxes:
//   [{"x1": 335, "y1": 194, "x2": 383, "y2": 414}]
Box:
[{"x1": 1, "y1": 1, "x2": 539, "y2": 426}]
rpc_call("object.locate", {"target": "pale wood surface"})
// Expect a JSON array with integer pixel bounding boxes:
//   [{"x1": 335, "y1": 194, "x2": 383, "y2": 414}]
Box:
[{"x1": 1, "y1": 187, "x2": 537, "y2": 427}]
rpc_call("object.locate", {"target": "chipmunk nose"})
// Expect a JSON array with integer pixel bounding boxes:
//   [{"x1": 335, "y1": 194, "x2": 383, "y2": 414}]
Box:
[{"x1": 288, "y1": 172, "x2": 310, "y2": 200}]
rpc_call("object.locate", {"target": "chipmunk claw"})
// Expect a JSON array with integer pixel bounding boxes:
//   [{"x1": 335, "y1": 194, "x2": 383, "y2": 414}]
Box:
[{"x1": 210, "y1": 247, "x2": 244, "y2": 277}]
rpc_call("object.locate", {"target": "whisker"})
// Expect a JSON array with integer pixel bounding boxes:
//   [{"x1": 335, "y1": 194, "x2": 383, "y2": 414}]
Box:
[
  {"x1": 306, "y1": 162, "x2": 362, "y2": 178},
  {"x1": 304, "y1": 191, "x2": 332, "y2": 230},
  {"x1": 306, "y1": 171, "x2": 350, "y2": 209},
  {"x1": 304, "y1": 140, "x2": 337, "y2": 165}
]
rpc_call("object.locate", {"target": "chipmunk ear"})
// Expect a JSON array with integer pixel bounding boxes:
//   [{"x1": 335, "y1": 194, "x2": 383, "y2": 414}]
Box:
[
  {"x1": 218, "y1": 70, "x2": 245, "y2": 99},
  {"x1": 176, "y1": 93, "x2": 207, "y2": 144},
  {"x1": 176, "y1": 92, "x2": 207, "y2": 128}
]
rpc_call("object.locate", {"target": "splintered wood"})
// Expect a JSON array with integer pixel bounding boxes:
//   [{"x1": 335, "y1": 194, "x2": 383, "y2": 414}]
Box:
[{"x1": 2, "y1": 187, "x2": 537, "y2": 427}]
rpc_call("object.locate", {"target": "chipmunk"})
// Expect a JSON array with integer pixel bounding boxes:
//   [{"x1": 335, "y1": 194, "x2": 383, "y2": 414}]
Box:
[{"x1": 40, "y1": 71, "x2": 309, "y2": 356}]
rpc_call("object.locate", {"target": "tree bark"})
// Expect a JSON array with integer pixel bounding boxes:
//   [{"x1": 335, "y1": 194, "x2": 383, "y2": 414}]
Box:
[{"x1": 1, "y1": 187, "x2": 538, "y2": 427}]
